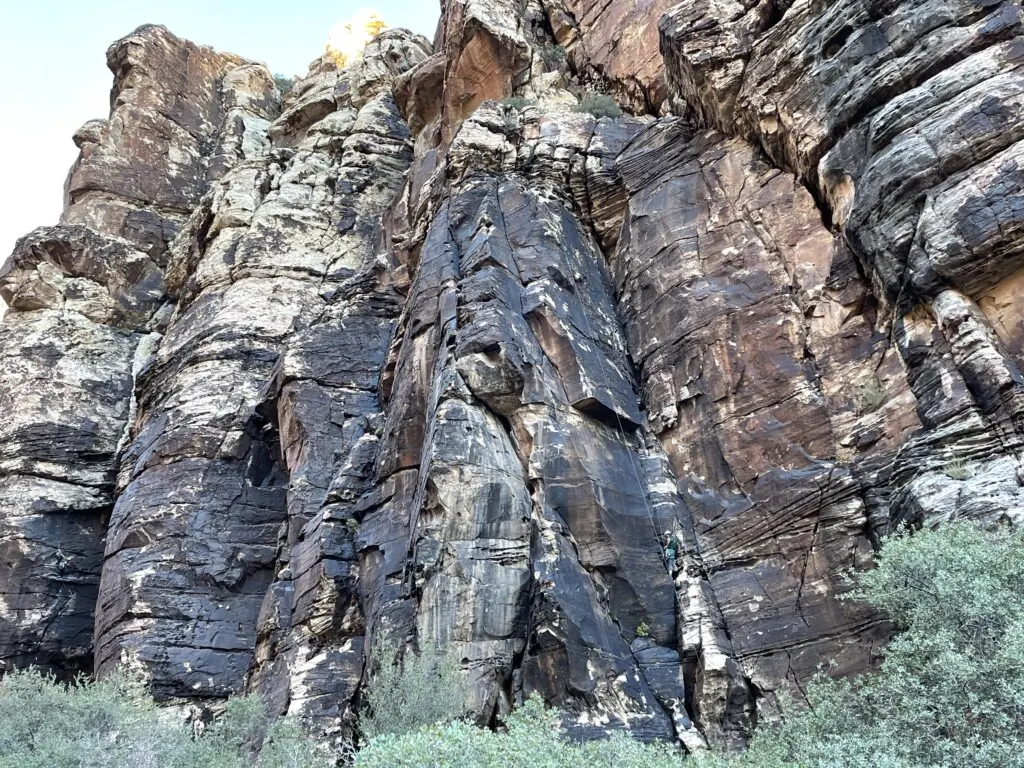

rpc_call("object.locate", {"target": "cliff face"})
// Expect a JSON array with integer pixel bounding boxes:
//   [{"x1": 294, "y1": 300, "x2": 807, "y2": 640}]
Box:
[{"x1": 1, "y1": 0, "x2": 1022, "y2": 751}]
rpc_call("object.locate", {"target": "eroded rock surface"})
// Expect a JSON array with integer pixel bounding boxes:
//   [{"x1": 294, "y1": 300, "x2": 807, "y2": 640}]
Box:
[
  {"x1": 0, "y1": 25, "x2": 273, "y2": 676},
  {"x1": 3, "y1": 0, "x2": 1024, "y2": 754},
  {"x1": 95, "y1": 30, "x2": 429, "y2": 702}
]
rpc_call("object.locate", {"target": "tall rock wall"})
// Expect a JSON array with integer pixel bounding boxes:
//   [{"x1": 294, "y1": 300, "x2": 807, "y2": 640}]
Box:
[
  {"x1": 0, "y1": 25, "x2": 275, "y2": 676},
  {"x1": 1, "y1": 0, "x2": 1023, "y2": 753}
]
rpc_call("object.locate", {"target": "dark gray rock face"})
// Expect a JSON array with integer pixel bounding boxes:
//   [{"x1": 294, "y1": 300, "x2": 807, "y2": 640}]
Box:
[
  {"x1": 0, "y1": 26, "x2": 270, "y2": 677},
  {"x1": 0, "y1": 226, "x2": 162, "y2": 675},
  {"x1": 95, "y1": 31, "x2": 429, "y2": 701},
  {"x1": 2, "y1": 0, "x2": 1024, "y2": 755},
  {"x1": 371, "y1": 165, "x2": 679, "y2": 741}
]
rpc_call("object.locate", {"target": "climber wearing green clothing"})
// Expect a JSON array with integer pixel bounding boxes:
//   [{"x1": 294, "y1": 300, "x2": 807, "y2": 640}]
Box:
[{"x1": 663, "y1": 532, "x2": 678, "y2": 573}]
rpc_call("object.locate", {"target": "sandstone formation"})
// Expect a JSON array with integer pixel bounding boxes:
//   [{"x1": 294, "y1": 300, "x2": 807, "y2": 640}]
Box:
[{"x1": 2, "y1": 0, "x2": 1023, "y2": 754}]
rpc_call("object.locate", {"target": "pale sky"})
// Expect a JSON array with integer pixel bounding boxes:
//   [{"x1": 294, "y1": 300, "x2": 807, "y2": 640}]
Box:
[{"x1": 0, "y1": 0, "x2": 440, "y2": 262}]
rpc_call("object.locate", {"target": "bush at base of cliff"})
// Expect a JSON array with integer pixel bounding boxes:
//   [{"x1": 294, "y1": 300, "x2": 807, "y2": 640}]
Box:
[
  {"x1": 4, "y1": 523, "x2": 1020, "y2": 768},
  {"x1": 701, "y1": 522, "x2": 1024, "y2": 768},
  {"x1": 0, "y1": 668, "x2": 332, "y2": 768},
  {"x1": 359, "y1": 640, "x2": 464, "y2": 740},
  {"x1": 355, "y1": 694, "x2": 689, "y2": 768}
]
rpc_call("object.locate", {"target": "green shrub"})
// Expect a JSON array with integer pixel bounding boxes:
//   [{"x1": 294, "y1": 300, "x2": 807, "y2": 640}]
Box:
[
  {"x1": 702, "y1": 523, "x2": 1024, "y2": 768},
  {"x1": 0, "y1": 668, "x2": 331, "y2": 768},
  {"x1": 356, "y1": 694, "x2": 689, "y2": 768},
  {"x1": 941, "y1": 458, "x2": 973, "y2": 480},
  {"x1": 273, "y1": 74, "x2": 296, "y2": 96},
  {"x1": 359, "y1": 524, "x2": 1024, "y2": 768},
  {"x1": 572, "y1": 93, "x2": 622, "y2": 118},
  {"x1": 498, "y1": 96, "x2": 537, "y2": 111},
  {"x1": 854, "y1": 376, "x2": 886, "y2": 414},
  {"x1": 7, "y1": 524, "x2": 1021, "y2": 768},
  {"x1": 541, "y1": 43, "x2": 567, "y2": 64},
  {"x1": 359, "y1": 640, "x2": 464, "y2": 740}
]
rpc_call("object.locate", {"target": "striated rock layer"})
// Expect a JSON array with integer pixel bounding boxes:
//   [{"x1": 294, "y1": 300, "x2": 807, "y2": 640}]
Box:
[{"x1": 2, "y1": 0, "x2": 1024, "y2": 752}]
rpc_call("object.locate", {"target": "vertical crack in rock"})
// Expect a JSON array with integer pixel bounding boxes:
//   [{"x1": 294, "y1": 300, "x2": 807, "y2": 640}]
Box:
[
  {"x1": 373, "y1": 166, "x2": 682, "y2": 740},
  {"x1": 542, "y1": 0, "x2": 677, "y2": 113},
  {"x1": 240, "y1": 31, "x2": 433, "y2": 741}
]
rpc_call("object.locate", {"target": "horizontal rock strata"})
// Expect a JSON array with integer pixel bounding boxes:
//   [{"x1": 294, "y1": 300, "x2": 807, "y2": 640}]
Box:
[{"x1": 2, "y1": 0, "x2": 1023, "y2": 753}]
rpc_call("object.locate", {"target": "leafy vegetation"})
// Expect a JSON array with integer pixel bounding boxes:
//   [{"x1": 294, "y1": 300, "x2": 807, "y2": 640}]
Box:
[
  {"x1": 358, "y1": 523, "x2": 1024, "y2": 768},
  {"x1": 941, "y1": 458, "x2": 973, "y2": 480},
  {"x1": 0, "y1": 668, "x2": 332, "y2": 768},
  {"x1": 498, "y1": 96, "x2": 538, "y2": 110},
  {"x1": 572, "y1": 93, "x2": 622, "y2": 118},
  {"x1": 854, "y1": 375, "x2": 886, "y2": 414},
  {"x1": 702, "y1": 522, "x2": 1024, "y2": 768},
  {"x1": 356, "y1": 695, "x2": 688, "y2": 768},
  {"x1": 273, "y1": 74, "x2": 297, "y2": 96},
  {"x1": 540, "y1": 42, "x2": 568, "y2": 65},
  {"x1": 359, "y1": 640, "x2": 464, "y2": 740}
]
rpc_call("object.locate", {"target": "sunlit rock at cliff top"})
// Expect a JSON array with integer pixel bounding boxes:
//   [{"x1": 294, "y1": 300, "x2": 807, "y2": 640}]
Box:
[{"x1": 326, "y1": 8, "x2": 387, "y2": 67}]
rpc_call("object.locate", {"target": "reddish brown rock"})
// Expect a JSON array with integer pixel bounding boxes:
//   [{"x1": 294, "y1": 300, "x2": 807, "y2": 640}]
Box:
[
  {"x1": 64, "y1": 25, "x2": 276, "y2": 262},
  {"x1": 612, "y1": 121, "x2": 909, "y2": 743},
  {"x1": 559, "y1": 0, "x2": 676, "y2": 112}
]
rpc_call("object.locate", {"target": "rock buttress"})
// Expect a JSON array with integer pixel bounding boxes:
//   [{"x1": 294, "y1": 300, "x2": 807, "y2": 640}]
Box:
[
  {"x1": 0, "y1": 24, "x2": 275, "y2": 676},
  {"x1": 95, "y1": 30, "x2": 430, "y2": 700}
]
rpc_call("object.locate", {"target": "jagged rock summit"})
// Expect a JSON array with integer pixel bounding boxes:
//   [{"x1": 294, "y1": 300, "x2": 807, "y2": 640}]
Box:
[{"x1": 2, "y1": 0, "x2": 1023, "y2": 752}]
